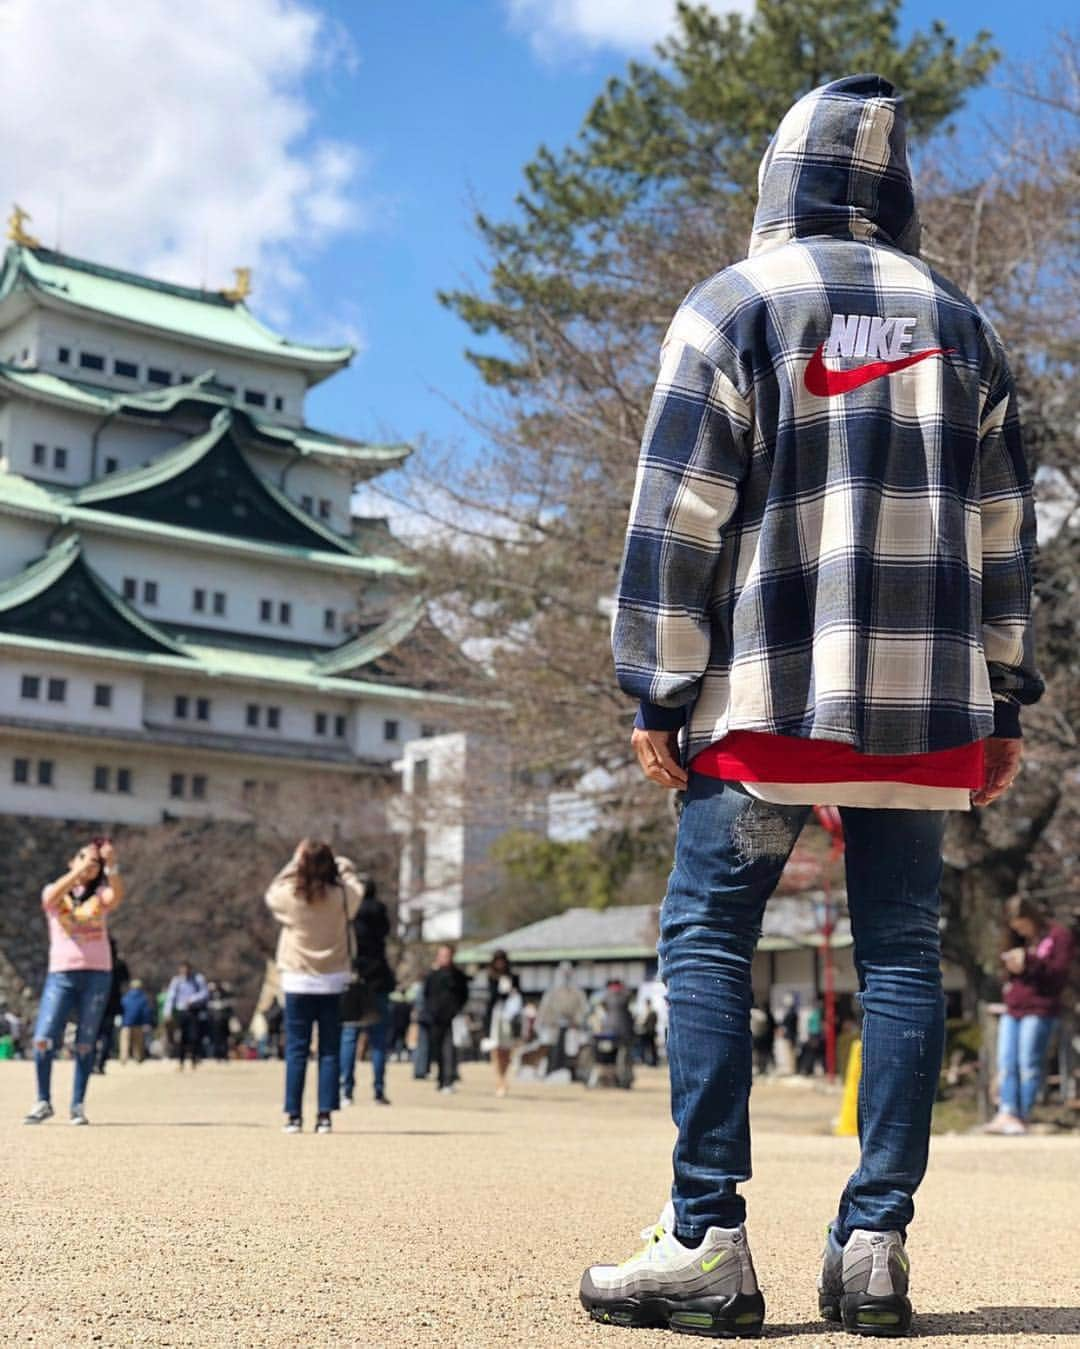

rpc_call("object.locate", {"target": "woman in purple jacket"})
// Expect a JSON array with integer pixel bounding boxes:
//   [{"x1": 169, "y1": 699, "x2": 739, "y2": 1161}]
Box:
[{"x1": 986, "y1": 897, "x2": 1076, "y2": 1135}]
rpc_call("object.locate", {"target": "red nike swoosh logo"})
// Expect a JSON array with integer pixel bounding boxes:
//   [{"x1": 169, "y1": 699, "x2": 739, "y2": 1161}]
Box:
[{"x1": 804, "y1": 343, "x2": 953, "y2": 397}]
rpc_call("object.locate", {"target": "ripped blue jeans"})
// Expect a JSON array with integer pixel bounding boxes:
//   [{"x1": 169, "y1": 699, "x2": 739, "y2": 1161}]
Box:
[
  {"x1": 661, "y1": 776, "x2": 946, "y2": 1243},
  {"x1": 33, "y1": 969, "x2": 112, "y2": 1108}
]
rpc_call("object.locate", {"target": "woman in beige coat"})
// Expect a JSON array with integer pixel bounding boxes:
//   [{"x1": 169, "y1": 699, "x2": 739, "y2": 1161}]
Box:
[{"x1": 265, "y1": 839, "x2": 364, "y2": 1134}]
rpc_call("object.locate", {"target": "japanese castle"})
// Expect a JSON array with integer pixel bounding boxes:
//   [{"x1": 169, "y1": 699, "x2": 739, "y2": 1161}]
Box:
[{"x1": 0, "y1": 208, "x2": 456, "y2": 825}]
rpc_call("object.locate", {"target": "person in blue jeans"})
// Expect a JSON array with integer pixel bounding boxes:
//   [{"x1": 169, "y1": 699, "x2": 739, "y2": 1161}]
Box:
[
  {"x1": 986, "y1": 895, "x2": 1075, "y2": 1136},
  {"x1": 585, "y1": 76, "x2": 1042, "y2": 1340},
  {"x1": 266, "y1": 839, "x2": 365, "y2": 1134},
  {"x1": 25, "y1": 838, "x2": 125, "y2": 1126},
  {"x1": 339, "y1": 879, "x2": 396, "y2": 1106}
]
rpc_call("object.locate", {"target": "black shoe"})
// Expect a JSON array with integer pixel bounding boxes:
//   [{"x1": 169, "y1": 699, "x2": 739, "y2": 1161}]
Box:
[
  {"x1": 282, "y1": 1116, "x2": 302, "y2": 1134},
  {"x1": 315, "y1": 1112, "x2": 332, "y2": 1135},
  {"x1": 374, "y1": 1090, "x2": 390, "y2": 1105},
  {"x1": 819, "y1": 1226, "x2": 912, "y2": 1337}
]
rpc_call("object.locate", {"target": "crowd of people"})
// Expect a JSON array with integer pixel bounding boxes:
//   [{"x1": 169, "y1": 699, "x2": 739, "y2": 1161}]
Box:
[{"x1": 12, "y1": 834, "x2": 1075, "y2": 1144}]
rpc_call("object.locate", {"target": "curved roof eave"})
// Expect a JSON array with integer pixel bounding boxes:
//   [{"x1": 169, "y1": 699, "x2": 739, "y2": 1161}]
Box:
[{"x1": 6, "y1": 245, "x2": 353, "y2": 381}]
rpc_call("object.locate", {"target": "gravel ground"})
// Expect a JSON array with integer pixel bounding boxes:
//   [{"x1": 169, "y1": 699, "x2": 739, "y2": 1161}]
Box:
[{"x1": 2, "y1": 1060, "x2": 1079, "y2": 1347}]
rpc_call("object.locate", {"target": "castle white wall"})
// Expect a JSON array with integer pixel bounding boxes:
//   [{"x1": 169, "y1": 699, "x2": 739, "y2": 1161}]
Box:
[
  {"x1": 1, "y1": 399, "x2": 95, "y2": 483},
  {"x1": 83, "y1": 533, "x2": 365, "y2": 645},
  {"x1": 0, "y1": 516, "x2": 49, "y2": 582},
  {"x1": 35, "y1": 311, "x2": 309, "y2": 423},
  {"x1": 1, "y1": 654, "x2": 145, "y2": 731}
]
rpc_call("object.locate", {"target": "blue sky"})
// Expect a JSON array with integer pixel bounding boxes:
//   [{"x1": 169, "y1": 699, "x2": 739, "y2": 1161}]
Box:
[{"x1": 299, "y1": 0, "x2": 1075, "y2": 455}]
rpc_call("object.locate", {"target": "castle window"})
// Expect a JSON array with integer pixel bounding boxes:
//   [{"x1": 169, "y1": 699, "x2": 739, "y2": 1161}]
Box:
[
  {"x1": 104, "y1": 457, "x2": 119, "y2": 474},
  {"x1": 243, "y1": 390, "x2": 266, "y2": 408},
  {"x1": 117, "y1": 768, "x2": 133, "y2": 794},
  {"x1": 267, "y1": 707, "x2": 281, "y2": 731},
  {"x1": 93, "y1": 766, "x2": 110, "y2": 793},
  {"x1": 192, "y1": 775, "x2": 208, "y2": 801},
  {"x1": 47, "y1": 678, "x2": 67, "y2": 703},
  {"x1": 273, "y1": 395, "x2": 284, "y2": 412},
  {"x1": 20, "y1": 675, "x2": 40, "y2": 700},
  {"x1": 57, "y1": 347, "x2": 70, "y2": 364},
  {"x1": 122, "y1": 578, "x2": 137, "y2": 601},
  {"x1": 94, "y1": 684, "x2": 113, "y2": 709},
  {"x1": 324, "y1": 609, "x2": 336, "y2": 632},
  {"x1": 174, "y1": 695, "x2": 189, "y2": 720},
  {"x1": 193, "y1": 588, "x2": 206, "y2": 612},
  {"x1": 314, "y1": 712, "x2": 328, "y2": 736},
  {"x1": 278, "y1": 602, "x2": 291, "y2": 626},
  {"x1": 37, "y1": 760, "x2": 54, "y2": 787},
  {"x1": 212, "y1": 591, "x2": 227, "y2": 616},
  {"x1": 196, "y1": 697, "x2": 211, "y2": 722},
  {"x1": 32, "y1": 443, "x2": 46, "y2": 466},
  {"x1": 79, "y1": 352, "x2": 105, "y2": 371},
  {"x1": 147, "y1": 367, "x2": 171, "y2": 386},
  {"x1": 114, "y1": 359, "x2": 139, "y2": 379},
  {"x1": 13, "y1": 758, "x2": 30, "y2": 785},
  {"x1": 143, "y1": 581, "x2": 158, "y2": 605},
  {"x1": 334, "y1": 715, "x2": 347, "y2": 739},
  {"x1": 259, "y1": 599, "x2": 273, "y2": 623},
  {"x1": 246, "y1": 704, "x2": 260, "y2": 728},
  {"x1": 318, "y1": 499, "x2": 332, "y2": 520},
  {"x1": 54, "y1": 447, "x2": 68, "y2": 470},
  {"x1": 384, "y1": 719, "x2": 399, "y2": 743},
  {"x1": 301, "y1": 495, "x2": 313, "y2": 512},
  {"x1": 169, "y1": 773, "x2": 185, "y2": 799}
]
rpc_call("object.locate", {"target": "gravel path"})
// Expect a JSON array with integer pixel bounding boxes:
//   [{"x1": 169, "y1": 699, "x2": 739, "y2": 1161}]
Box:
[{"x1": 3, "y1": 1061, "x2": 1079, "y2": 1347}]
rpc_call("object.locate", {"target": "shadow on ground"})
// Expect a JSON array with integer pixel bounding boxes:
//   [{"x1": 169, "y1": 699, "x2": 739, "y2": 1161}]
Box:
[{"x1": 767, "y1": 1309, "x2": 1080, "y2": 1338}]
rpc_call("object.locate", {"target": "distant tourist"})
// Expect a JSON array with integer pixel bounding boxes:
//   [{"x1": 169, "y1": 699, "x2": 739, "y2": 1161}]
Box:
[
  {"x1": 24, "y1": 838, "x2": 125, "y2": 1125},
  {"x1": 119, "y1": 979, "x2": 154, "y2": 1064},
  {"x1": 340, "y1": 879, "x2": 396, "y2": 1107},
  {"x1": 483, "y1": 950, "x2": 522, "y2": 1098},
  {"x1": 985, "y1": 897, "x2": 1076, "y2": 1135},
  {"x1": 94, "y1": 936, "x2": 129, "y2": 1074},
  {"x1": 750, "y1": 1000, "x2": 776, "y2": 1077},
  {"x1": 164, "y1": 961, "x2": 209, "y2": 1070},
  {"x1": 537, "y1": 961, "x2": 589, "y2": 1076},
  {"x1": 423, "y1": 944, "x2": 470, "y2": 1094},
  {"x1": 206, "y1": 981, "x2": 234, "y2": 1061},
  {"x1": 265, "y1": 838, "x2": 365, "y2": 1134}
]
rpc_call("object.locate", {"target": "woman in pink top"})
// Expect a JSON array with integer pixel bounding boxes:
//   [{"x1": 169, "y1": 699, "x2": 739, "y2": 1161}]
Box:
[{"x1": 24, "y1": 837, "x2": 125, "y2": 1126}]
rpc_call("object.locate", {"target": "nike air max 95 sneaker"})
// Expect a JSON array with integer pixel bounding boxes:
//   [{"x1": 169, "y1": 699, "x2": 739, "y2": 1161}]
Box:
[
  {"x1": 580, "y1": 1202, "x2": 765, "y2": 1337},
  {"x1": 818, "y1": 1226, "x2": 912, "y2": 1336}
]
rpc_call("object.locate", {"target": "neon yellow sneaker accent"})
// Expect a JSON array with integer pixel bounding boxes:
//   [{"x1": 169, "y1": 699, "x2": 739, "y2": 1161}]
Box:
[{"x1": 701, "y1": 1249, "x2": 729, "y2": 1274}]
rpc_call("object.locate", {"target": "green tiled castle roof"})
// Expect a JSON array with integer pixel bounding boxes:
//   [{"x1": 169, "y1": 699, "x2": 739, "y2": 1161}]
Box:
[
  {"x1": 0, "y1": 364, "x2": 411, "y2": 472},
  {"x1": 0, "y1": 244, "x2": 352, "y2": 380}
]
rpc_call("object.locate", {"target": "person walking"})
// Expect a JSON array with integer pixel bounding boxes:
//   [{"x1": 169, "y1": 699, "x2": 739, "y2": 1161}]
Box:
[
  {"x1": 119, "y1": 979, "x2": 154, "y2": 1064},
  {"x1": 423, "y1": 944, "x2": 470, "y2": 1094},
  {"x1": 164, "y1": 962, "x2": 209, "y2": 1069},
  {"x1": 484, "y1": 950, "x2": 522, "y2": 1097},
  {"x1": 265, "y1": 838, "x2": 364, "y2": 1134},
  {"x1": 24, "y1": 838, "x2": 125, "y2": 1125},
  {"x1": 985, "y1": 897, "x2": 1076, "y2": 1135},
  {"x1": 339, "y1": 879, "x2": 396, "y2": 1107},
  {"x1": 584, "y1": 75, "x2": 1042, "y2": 1338}
]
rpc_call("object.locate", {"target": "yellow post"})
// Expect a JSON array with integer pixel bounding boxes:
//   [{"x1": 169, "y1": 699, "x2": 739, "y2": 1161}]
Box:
[{"x1": 834, "y1": 1038, "x2": 862, "y2": 1137}]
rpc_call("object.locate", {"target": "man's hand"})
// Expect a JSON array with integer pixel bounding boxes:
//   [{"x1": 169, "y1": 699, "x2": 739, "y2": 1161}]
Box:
[
  {"x1": 631, "y1": 728, "x2": 688, "y2": 790},
  {"x1": 971, "y1": 737, "x2": 1023, "y2": 807}
]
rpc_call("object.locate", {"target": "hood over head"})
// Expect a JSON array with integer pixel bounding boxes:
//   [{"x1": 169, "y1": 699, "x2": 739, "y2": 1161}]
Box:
[{"x1": 749, "y1": 74, "x2": 919, "y2": 259}]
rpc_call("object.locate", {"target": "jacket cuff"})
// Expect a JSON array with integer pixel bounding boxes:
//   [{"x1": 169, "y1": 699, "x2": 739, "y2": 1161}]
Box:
[
  {"x1": 992, "y1": 698, "x2": 1022, "y2": 739},
  {"x1": 635, "y1": 701, "x2": 687, "y2": 732}
]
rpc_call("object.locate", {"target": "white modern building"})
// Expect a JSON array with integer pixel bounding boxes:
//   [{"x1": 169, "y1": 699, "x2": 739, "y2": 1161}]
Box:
[{"x1": 0, "y1": 219, "x2": 464, "y2": 824}]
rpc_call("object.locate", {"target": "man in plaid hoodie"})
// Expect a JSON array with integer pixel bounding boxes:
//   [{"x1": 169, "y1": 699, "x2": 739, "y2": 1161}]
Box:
[{"x1": 581, "y1": 75, "x2": 1042, "y2": 1338}]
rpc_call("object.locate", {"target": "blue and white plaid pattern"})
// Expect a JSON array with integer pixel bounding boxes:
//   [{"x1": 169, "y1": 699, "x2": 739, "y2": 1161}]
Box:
[{"x1": 613, "y1": 75, "x2": 1042, "y2": 759}]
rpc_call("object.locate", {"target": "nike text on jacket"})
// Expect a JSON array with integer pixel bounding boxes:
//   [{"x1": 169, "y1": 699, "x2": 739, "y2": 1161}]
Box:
[{"x1": 612, "y1": 73, "x2": 1043, "y2": 759}]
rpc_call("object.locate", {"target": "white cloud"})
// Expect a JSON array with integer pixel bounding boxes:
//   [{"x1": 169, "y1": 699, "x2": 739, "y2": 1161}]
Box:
[
  {"x1": 505, "y1": 0, "x2": 754, "y2": 58},
  {"x1": 0, "y1": 0, "x2": 363, "y2": 317}
]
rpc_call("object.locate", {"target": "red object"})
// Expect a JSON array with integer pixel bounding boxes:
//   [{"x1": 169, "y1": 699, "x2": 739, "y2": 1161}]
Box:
[
  {"x1": 804, "y1": 343, "x2": 953, "y2": 397},
  {"x1": 691, "y1": 731, "x2": 983, "y2": 788}
]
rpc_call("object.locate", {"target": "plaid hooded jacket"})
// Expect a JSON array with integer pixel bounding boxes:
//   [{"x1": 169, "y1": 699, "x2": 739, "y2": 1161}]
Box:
[{"x1": 612, "y1": 73, "x2": 1043, "y2": 760}]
